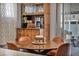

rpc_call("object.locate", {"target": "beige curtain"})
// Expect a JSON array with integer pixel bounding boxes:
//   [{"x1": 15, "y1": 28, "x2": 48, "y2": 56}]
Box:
[{"x1": 0, "y1": 3, "x2": 17, "y2": 45}]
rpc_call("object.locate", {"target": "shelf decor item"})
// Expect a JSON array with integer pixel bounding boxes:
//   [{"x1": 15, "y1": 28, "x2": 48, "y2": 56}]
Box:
[
  {"x1": 21, "y1": 17, "x2": 28, "y2": 28},
  {"x1": 35, "y1": 16, "x2": 44, "y2": 29},
  {"x1": 36, "y1": 20, "x2": 41, "y2": 28},
  {"x1": 22, "y1": 23, "x2": 27, "y2": 28}
]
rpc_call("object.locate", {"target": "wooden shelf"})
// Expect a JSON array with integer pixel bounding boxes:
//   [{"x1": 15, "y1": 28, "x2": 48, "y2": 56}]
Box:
[
  {"x1": 33, "y1": 3, "x2": 43, "y2": 5},
  {"x1": 22, "y1": 3, "x2": 43, "y2": 6},
  {"x1": 22, "y1": 12, "x2": 44, "y2": 16},
  {"x1": 17, "y1": 28, "x2": 40, "y2": 30},
  {"x1": 32, "y1": 42, "x2": 46, "y2": 45}
]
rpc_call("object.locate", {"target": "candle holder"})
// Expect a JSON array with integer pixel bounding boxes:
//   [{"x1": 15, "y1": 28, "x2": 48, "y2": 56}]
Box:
[{"x1": 32, "y1": 35, "x2": 46, "y2": 45}]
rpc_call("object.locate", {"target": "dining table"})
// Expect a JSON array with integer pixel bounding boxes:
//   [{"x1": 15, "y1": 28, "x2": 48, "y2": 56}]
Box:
[{"x1": 13, "y1": 41, "x2": 59, "y2": 54}]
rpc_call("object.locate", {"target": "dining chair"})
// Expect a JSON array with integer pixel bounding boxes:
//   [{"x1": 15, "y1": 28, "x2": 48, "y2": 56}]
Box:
[
  {"x1": 47, "y1": 43, "x2": 70, "y2": 56},
  {"x1": 7, "y1": 43, "x2": 19, "y2": 50},
  {"x1": 53, "y1": 36, "x2": 64, "y2": 45},
  {"x1": 18, "y1": 36, "x2": 31, "y2": 45}
]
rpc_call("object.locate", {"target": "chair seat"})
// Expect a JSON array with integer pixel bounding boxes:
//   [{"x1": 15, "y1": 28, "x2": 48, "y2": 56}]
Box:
[
  {"x1": 47, "y1": 49, "x2": 57, "y2": 56},
  {"x1": 7, "y1": 43, "x2": 19, "y2": 50},
  {"x1": 53, "y1": 37, "x2": 64, "y2": 45},
  {"x1": 47, "y1": 43, "x2": 69, "y2": 56},
  {"x1": 18, "y1": 36, "x2": 31, "y2": 45}
]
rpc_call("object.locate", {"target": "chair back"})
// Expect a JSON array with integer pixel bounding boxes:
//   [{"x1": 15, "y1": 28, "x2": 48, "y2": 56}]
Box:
[
  {"x1": 7, "y1": 43, "x2": 18, "y2": 50},
  {"x1": 18, "y1": 36, "x2": 31, "y2": 45},
  {"x1": 56, "y1": 43, "x2": 70, "y2": 56},
  {"x1": 53, "y1": 36, "x2": 64, "y2": 45}
]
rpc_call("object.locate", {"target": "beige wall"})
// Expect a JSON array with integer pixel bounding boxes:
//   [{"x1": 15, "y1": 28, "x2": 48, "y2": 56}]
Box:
[
  {"x1": 17, "y1": 4, "x2": 21, "y2": 28},
  {"x1": 50, "y1": 3, "x2": 57, "y2": 41}
]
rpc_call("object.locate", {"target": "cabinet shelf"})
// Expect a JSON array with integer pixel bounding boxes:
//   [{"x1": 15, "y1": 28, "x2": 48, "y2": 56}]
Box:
[
  {"x1": 17, "y1": 28, "x2": 41, "y2": 30},
  {"x1": 22, "y1": 3, "x2": 43, "y2": 6},
  {"x1": 22, "y1": 12, "x2": 44, "y2": 16},
  {"x1": 33, "y1": 3, "x2": 43, "y2": 5}
]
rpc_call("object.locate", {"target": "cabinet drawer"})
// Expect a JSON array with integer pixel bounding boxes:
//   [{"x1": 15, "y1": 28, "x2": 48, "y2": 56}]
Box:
[{"x1": 16, "y1": 29, "x2": 40, "y2": 41}]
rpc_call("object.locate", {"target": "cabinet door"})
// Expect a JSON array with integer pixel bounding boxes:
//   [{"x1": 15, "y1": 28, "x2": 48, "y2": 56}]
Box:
[
  {"x1": 17, "y1": 29, "x2": 32, "y2": 41},
  {"x1": 24, "y1": 29, "x2": 32, "y2": 39},
  {"x1": 31, "y1": 29, "x2": 40, "y2": 40}
]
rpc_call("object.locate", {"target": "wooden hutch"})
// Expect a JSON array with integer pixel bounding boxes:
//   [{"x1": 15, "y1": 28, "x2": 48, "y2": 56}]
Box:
[{"x1": 16, "y1": 3, "x2": 50, "y2": 43}]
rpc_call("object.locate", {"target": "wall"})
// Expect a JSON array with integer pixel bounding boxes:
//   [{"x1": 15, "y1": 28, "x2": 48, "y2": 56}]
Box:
[
  {"x1": 64, "y1": 3, "x2": 70, "y2": 13},
  {"x1": 17, "y1": 4, "x2": 21, "y2": 28},
  {"x1": 50, "y1": 3, "x2": 65, "y2": 40},
  {"x1": 50, "y1": 3, "x2": 57, "y2": 41},
  {"x1": 70, "y1": 4, "x2": 79, "y2": 12}
]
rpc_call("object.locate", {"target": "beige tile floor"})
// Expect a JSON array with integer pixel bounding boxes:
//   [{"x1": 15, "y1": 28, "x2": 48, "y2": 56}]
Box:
[{"x1": 0, "y1": 48, "x2": 42, "y2": 56}]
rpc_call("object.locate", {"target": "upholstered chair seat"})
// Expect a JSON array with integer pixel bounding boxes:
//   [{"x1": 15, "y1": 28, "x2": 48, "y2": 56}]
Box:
[
  {"x1": 53, "y1": 36, "x2": 64, "y2": 45},
  {"x1": 7, "y1": 43, "x2": 19, "y2": 50},
  {"x1": 47, "y1": 43, "x2": 69, "y2": 56},
  {"x1": 47, "y1": 49, "x2": 57, "y2": 56},
  {"x1": 18, "y1": 36, "x2": 31, "y2": 45}
]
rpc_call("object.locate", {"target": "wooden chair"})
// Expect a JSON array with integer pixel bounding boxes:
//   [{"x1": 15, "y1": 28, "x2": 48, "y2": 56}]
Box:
[
  {"x1": 53, "y1": 36, "x2": 64, "y2": 45},
  {"x1": 47, "y1": 43, "x2": 70, "y2": 56},
  {"x1": 16, "y1": 36, "x2": 32, "y2": 52},
  {"x1": 7, "y1": 43, "x2": 19, "y2": 50},
  {"x1": 17, "y1": 36, "x2": 32, "y2": 45}
]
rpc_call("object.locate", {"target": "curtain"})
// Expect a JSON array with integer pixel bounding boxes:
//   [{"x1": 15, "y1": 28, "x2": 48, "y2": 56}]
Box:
[{"x1": 0, "y1": 3, "x2": 17, "y2": 45}]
